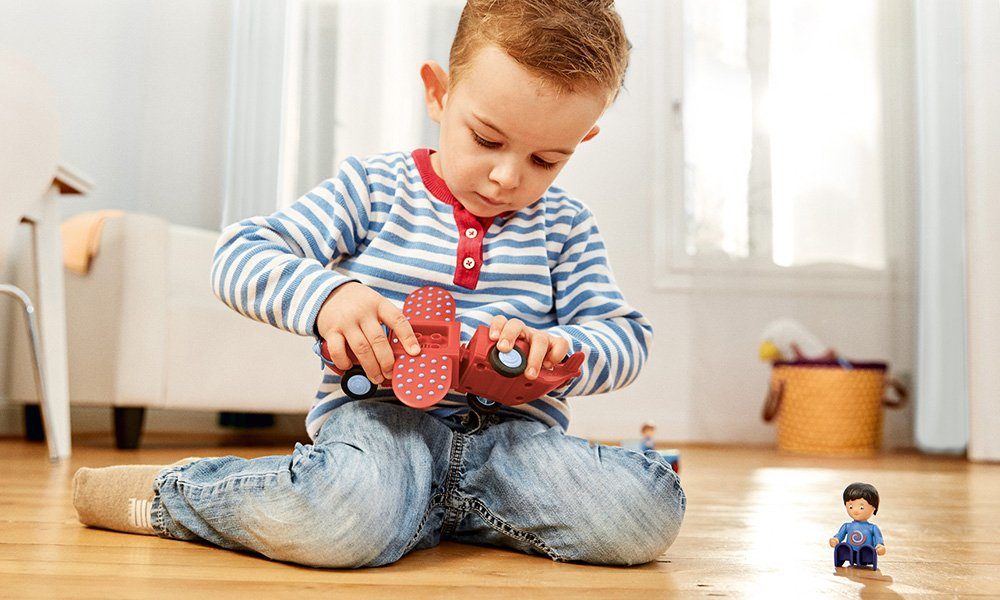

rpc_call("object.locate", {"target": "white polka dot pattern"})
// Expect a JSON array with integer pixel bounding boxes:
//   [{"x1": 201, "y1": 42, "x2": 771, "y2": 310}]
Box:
[
  {"x1": 392, "y1": 352, "x2": 452, "y2": 407},
  {"x1": 392, "y1": 286, "x2": 457, "y2": 407},
  {"x1": 402, "y1": 285, "x2": 455, "y2": 322}
]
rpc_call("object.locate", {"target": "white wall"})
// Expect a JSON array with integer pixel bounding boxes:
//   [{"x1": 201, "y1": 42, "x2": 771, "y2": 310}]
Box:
[{"x1": 0, "y1": 0, "x2": 232, "y2": 229}]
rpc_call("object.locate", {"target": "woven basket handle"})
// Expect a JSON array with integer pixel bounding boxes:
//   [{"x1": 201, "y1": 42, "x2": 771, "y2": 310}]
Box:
[
  {"x1": 883, "y1": 377, "x2": 908, "y2": 408},
  {"x1": 762, "y1": 380, "x2": 785, "y2": 422}
]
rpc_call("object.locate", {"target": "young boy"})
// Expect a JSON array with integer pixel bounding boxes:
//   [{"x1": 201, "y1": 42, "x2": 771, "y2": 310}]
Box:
[{"x1": 73, "y1": 0, "x2": 686, "y2": 568}]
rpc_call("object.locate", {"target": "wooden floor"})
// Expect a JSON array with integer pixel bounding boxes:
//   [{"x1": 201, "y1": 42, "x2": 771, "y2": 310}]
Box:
[{"x1": 2, "y1": 434, "x2": 998, "y2": 599}]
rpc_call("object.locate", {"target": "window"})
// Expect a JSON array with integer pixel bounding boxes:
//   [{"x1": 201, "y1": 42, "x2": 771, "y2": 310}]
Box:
[{"x1": 674, "y1": 0, "x2": 888, "y2": 274}]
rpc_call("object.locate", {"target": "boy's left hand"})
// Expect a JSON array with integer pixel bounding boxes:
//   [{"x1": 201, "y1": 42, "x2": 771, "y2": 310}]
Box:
[{"x1": 488, "y1": 315, "x2": 570, "y2": 380}]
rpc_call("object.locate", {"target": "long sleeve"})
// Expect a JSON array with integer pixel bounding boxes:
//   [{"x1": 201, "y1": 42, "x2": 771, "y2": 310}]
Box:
[
  {"x1": 871, "y1": 524, "x2": 884, "y2": 546},
  {"x1": 833, "y1": 523, "x2": 849, "y2": 542},
  {"x1": 211, "y1": 157, "x2": 370, "y2": 336},
  {"x1": 545, "y1": 207, "x2": 654, "y2": 397}
]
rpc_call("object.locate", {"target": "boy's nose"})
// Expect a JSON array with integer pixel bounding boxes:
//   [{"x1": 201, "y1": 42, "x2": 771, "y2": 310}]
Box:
[{"x1": 489, "y1": 161, "x2": 520, "y2": 190}]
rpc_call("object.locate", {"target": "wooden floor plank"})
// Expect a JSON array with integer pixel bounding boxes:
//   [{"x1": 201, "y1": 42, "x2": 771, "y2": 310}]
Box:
[{"x1": 1, "y1": 436, "x2": 997, "y2": 598}]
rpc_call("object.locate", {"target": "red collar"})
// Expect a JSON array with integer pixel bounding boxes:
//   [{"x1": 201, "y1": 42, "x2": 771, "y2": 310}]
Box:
[
  {"x1": 412, "y1": 148, "x2": 499, "y2": 290},
  {"x1": 412, "y1": 148, "x2": 513, "y2": 224}
]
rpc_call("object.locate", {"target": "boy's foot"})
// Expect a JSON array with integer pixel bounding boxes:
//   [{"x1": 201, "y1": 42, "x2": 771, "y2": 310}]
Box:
[{"x1": 72, "y1": 457, "x2": 201, "y2": 535}]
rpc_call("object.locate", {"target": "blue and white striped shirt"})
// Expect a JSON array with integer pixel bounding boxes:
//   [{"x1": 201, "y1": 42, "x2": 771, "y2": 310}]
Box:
[{"x1": 212, "y1": 149, "x2": 653, "y2": 440}]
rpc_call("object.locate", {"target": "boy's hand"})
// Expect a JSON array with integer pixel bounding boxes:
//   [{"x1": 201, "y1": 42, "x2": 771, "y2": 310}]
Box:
[
  {"x1": 317, "y1": 282, "x2": 421, "y2": 384},
  {"x1": 488, "y1": 315, "x2": 570, "y2": 380}
]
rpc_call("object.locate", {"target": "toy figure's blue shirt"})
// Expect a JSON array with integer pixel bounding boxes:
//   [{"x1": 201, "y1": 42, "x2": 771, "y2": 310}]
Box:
[{"x1": 835, "y1": 520, "x2": 883, "y2": 548}]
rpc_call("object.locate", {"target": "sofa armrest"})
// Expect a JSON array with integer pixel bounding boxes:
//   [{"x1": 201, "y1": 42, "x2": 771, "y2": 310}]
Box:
[
  {"x1": 162, "y1": 224, "x2": 319, "y2": 413},
  {"x1": 58, "y1": 214, "x2": 169, "y2": 406}
]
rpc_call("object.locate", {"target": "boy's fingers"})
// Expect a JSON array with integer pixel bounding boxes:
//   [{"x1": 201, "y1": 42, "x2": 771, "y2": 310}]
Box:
[
  {"x1": 379, "y1": 302, "x2": 420, "y2": 355},
  {"x1": 497, "y1": 318, "x2": 524, "y2": 352},
  {"x1": 324, "y1": 333, "x2": 353, "y2": 371},
  {"x1": 360, "y1": 318, "x2": 396, "y2": 380},
  {"x1": 488, "y1": 315, "x2": 507, "y2": 340},
  {"x1": 545, "y1": 337, "x2": 571, "y2": 365},
  {"x1": 343, "y1": 326, "x2": 384, "y2": 384},
  {"x1": 525, "y1": 333, "x2": 549, "y2": 379}
]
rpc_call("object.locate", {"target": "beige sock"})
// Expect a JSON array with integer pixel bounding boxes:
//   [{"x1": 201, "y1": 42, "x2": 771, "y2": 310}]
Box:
[{"x1": 72, "y1": 457, "x2": 202, "y2": 535}]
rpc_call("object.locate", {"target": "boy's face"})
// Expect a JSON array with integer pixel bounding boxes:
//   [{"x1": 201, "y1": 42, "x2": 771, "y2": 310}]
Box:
[
  {"x1": 421, "y1": 45, "x2": 606, "y2": 218},
  {"x1": 845, "y1": 498, "x2": 876, "y2": 522}
]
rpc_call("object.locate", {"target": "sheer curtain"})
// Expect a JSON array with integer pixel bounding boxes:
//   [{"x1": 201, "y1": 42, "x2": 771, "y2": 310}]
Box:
[
  {"x1": 681, "y1": 0, "x2": 888, "y2": 270},
  {"x1": 221, "y1": 0, "x2": 462, "y2": 225},
  {"x1": 768, "y1": 1, "x2": 885, "y2": 270}
]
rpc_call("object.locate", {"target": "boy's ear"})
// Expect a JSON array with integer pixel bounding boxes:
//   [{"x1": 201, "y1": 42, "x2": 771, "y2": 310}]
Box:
[
  {"x1": 581, "y1": 125, "x2": 601, "y2": 142},
  {"x1": 420, "y1": 61, "x2": 449, "y2": 124}
]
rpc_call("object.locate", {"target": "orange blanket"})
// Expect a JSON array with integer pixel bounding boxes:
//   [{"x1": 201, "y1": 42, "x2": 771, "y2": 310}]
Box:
[{"x1": 61, "y1": 209, "x2": 123, "y2": 274}]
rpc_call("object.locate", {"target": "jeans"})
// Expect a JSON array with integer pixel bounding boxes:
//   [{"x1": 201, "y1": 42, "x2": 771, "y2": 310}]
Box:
[{"x1": 151, "y1": 400, "x2": 686, "y2": 568}]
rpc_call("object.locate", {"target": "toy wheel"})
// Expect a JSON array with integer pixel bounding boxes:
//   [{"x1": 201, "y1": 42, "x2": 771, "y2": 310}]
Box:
[
  {"x1": 488, "y1": 344, "x2": 527, "y2": 378},
  {"x1": 341, "y1": 367, "x2": 377, "y2": 399},
  {"x1": 467, "y1": 394, "x2": 501, "y2": 415}
]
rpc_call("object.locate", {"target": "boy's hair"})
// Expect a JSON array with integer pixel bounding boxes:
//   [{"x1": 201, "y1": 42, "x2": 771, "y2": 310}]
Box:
[
  {"x1": 843, "y1": 482, "x2": 880, "y2": 515},
  {"x1": 448, "y1": 0, "x2": 631, "y2": 104}
]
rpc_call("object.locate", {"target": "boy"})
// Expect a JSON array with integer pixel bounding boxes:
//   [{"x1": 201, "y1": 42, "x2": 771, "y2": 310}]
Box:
[
  {"x1": 73, "y1": 0, "x2": 686, "y2": 567},
  {"x1": 830, "y1": 482, "x2": 886, "y2": 569}
]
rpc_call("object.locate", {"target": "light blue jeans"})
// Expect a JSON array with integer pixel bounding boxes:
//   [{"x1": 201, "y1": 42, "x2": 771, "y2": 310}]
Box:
[{"x1": 151, "y1": 400, "x2": 685, "y2": 568}]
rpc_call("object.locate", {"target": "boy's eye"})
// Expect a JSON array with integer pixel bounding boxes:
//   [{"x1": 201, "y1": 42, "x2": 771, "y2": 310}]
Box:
[
  {"x1": 471, "y1": 130, "x2": 556, "y2": 170},
  {"x1": 472, "y1": 131, "x2": 500, "y2": 149},
  {"x1": 532, "y1": 156, "x2": 556, "y2": 170}
]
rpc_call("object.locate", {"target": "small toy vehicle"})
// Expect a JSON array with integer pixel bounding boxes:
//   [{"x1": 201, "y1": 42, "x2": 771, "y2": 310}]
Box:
[{"x1": 317, "y1": 286, "x2": 584, "y2": 415}]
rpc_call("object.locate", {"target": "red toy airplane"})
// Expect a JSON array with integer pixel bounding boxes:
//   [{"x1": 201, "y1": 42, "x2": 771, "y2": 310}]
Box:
[{"x1": 318, "y1": 286, "x2": 584, "y2": 415}]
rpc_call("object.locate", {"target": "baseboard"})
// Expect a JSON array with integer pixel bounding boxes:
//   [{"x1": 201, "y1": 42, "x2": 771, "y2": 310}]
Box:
[{"x1": 0, "y1": 401, "x2": 308, "y2": 437}]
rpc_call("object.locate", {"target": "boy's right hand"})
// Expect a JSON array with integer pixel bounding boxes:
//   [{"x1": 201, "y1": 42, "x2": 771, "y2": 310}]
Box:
[{"x1": 316, "y1": 282, "x2": 421, "y2": 384}]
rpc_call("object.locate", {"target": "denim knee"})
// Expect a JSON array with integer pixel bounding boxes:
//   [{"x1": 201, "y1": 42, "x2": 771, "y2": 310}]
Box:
[
  {"x1": 244, "y1": 443, "x2": 426, "y2": 568},
  {"x1": 562, "y1": 452, "x2": 686, "y2": 566}
]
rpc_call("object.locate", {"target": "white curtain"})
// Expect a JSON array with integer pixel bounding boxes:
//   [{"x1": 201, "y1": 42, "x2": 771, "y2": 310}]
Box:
[
  {"x1": 221, "y1": 0, "x2": 462, "y2": 225},
  {"x1": 914, "y1": 0, "x2": 968, "y2": 453},
  {"x1": 221, "y1": 0, "x2": 293, "y2": 227},
  {"x1": 681, "y1": 0, "x2": 888, "y2": 270},
  {"x1": 768, "y1": 0, "x2": 885, "y2": 270}
]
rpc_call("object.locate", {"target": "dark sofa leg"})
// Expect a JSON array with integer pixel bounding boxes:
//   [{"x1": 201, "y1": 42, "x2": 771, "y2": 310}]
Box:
[
  {"x1": 114, "y1": 407, "x2": 146, "y2": 449},
  {"x1": 23, "y1": 404, "x2": 44, "y2": 441}
]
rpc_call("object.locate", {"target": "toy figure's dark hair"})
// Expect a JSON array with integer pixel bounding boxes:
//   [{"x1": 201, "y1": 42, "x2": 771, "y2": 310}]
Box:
[{"x1": 843, "y1": 482, "x2": 880, "y2": 515}]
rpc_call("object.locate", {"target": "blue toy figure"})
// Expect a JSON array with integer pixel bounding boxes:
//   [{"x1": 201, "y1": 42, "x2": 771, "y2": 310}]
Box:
[
  {"x1": 639, "y1": 422, "x2": 656, "y2": 453},
  {"x1": 830, "y1": 482, "x2": 886, "y2": 570}
]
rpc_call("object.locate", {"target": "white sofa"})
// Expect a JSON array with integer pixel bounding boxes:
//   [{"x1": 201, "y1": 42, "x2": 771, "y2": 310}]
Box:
[{"x1": 5, "y1": 213, "x2": 320, "y2": 447}]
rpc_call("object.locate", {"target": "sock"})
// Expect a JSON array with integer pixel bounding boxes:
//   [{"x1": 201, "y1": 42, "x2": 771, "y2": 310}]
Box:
[{"x1": 72, "y1": 457, "x2": 202, "y2": 535}]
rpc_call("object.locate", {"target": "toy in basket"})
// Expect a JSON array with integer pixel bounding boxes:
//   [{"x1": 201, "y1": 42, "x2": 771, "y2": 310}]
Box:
[
  {"x1": 317, "y1": 286, "x2": 584, "y2": 416},
  {"x1": 758, "y1": 319, "x2": 907, "y2": 456}
]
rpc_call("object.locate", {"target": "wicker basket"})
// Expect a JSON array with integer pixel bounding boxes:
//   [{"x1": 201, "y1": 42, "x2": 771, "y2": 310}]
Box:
[{"x1": 762, "y1": 361, "x2": 907, "y2": 456}]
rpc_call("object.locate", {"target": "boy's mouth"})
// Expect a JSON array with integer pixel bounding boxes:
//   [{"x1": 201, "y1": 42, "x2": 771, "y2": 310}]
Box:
[{"x1": 475, "y1": 193, "x2": 506, "y2": 208}]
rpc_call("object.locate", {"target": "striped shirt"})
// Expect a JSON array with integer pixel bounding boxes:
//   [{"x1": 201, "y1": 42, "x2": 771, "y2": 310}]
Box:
[{"x1": 212, "y1": 148, "x2": 653, "y2": 440}]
